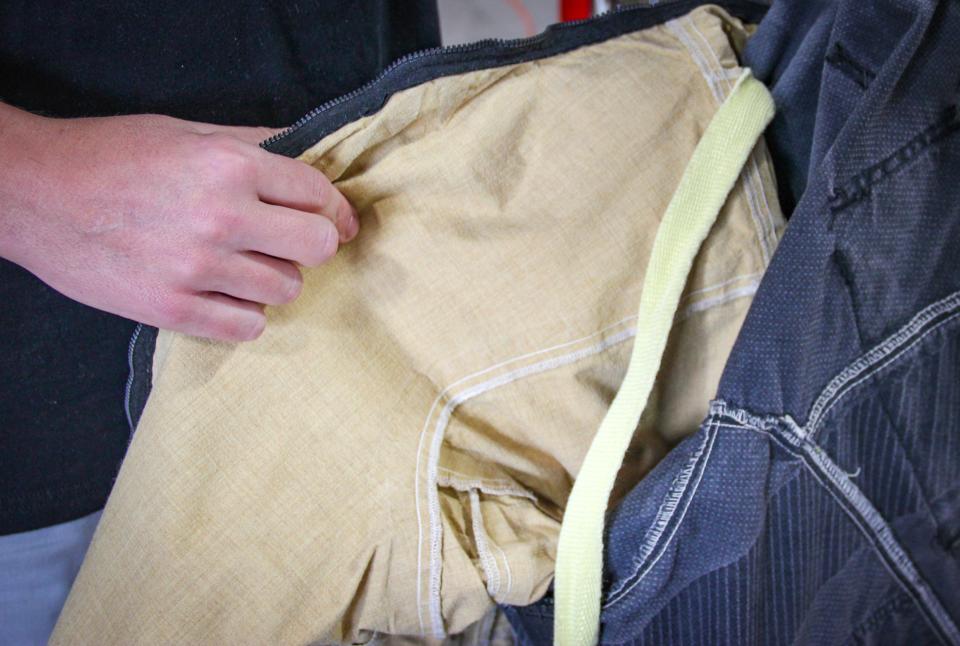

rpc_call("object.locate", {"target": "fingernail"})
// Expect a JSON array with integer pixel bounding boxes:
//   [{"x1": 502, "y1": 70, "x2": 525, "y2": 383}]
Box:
[{"x1": 342, "y1": 208, "x2": 360, "y2": 242}]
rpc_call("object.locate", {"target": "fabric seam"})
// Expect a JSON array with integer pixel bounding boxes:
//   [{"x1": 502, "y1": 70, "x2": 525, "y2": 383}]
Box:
[
  {"x1": 685, "y1": 15, "x2": 779, "y2": 265},
  {"x1": 421, "y1": 327, "x2": 639, "y2": 636},
  {"x1": 603, "y1": 418, "x2": 720, "y2": 607},
  {"x1": 412, "y1": 274, "x2": 773, "y2": 634},
  {"x1": 666, "y1": 16, "x2": 775, "y2": 267},
  {"x1": 711, "y1": 406, "x2": 960, "y2": 644},
  {"x1": 805, "y1": 290, "x2": 960, "y2": 437},
  {"x1": 469, "y1": 490, "x2": 503, "y2": 597}
]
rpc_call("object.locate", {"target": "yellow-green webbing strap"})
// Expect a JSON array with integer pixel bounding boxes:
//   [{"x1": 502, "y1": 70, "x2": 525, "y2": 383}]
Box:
[{"x1": 553, "y1": 71, "x2": 774, "y2": 646}]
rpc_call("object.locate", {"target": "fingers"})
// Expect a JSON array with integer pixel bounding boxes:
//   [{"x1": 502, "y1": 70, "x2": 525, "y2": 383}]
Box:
[
  {"x1": 198, "y1": 251, "x2": 303, "y2": 306},
  {"x1": 231, "y1": 203, "x2": 341, "y2": 267},
  {"x1": 162, "y1": 292, "x2": 267, "y2": 342},
  {"x1": 190, "y1": 124, "x2": 359, "y2": 243},
  {"x1": 253, "y1": 151, "x2": 359, "y2": 242},
  {"x1": 158, "y1": 251, "x2": 302, "y2": 342}
]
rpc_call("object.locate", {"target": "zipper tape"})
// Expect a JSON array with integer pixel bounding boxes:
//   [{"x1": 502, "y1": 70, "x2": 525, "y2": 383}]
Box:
[{"x1": 259, "y1": 0, "x2": 769, "y2": 158}]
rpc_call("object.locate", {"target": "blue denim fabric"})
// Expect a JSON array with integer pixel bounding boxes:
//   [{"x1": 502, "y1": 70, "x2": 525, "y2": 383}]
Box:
[{"x1": 505, "y1": 0, "x2": 960, "y2": 643}]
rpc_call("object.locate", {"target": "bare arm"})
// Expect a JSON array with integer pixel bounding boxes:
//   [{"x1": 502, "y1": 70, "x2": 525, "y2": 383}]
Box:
[{"x1": 0, "y1": 102, "x2": 358, "y2": 341}]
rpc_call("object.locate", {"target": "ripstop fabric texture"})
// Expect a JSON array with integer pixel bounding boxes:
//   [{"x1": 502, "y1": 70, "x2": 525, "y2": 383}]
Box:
[{"x1": 52, "y1": 6, "x2": 783, "y2": 644}]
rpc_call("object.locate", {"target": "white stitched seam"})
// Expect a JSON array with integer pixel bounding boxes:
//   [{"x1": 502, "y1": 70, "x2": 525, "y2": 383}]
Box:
[
  {"x1": 603, "y1": 418, "x2": 720, "y2": 608},
  {"x1": 424, "y1": 326, "x2": 638, "y2": 636},
  {"x1": 697, "y1": 25, "x2": 774, "y2": 266},
  {"x1": 681, "y1": 271, "x2": 763, "y2": 301},
  {"x1": 749, "y1": 151, "x2": 779, "y2": 253},
  {"x1": 469, "y1": 490, "x2": 502, "y2": 598},
  {"x1": 710, "y1": 399, "x2": 783, "y2": 432},
  {"x1": 718, "y1": 67, "x2": 745, "y2": 80},
  {"x1": 678, "y1": 282, "x2": 761, "y2": 320},
  {"x1": 413, "y1": 275, "x2": 775, "y2": 633},
  {"x1": 412, "y1": 315, "x2": 637, "y2": 634},
  {"x1": 603, "y1": 423, "x2": 714, "y2": 602},
  {"x1": 794, "y1": 433, "x2": 960, "y2": 643},
  {"x1": 810, "y1": 312, "x2": 960, "y2": 435},
  {"x1": 685, "y1": 17, "x2": 777, "y2": 264},
  {"x1": 416, "y1": 324, "x2": 638, "y2": 637},
  {"x1": 436, "y1": 473, "x2": 538, "y2": 502},
  {"x1": 666, "y1": 19, "x2": 724, "y2": 104},
  {"x1": 806, "y1": 290, "x2": 960, "y2": 434},
  {"x1": 742, "y1": 152, "x2": 774, "y2": 265},
  {"x1": 489, "y1": 537, "x2": 514, "y2": 598},
  {"x1": 411, "y1": 273, "x2": 772, "y2": 633},
  {"x1": 715, "y1": 403, "x2": 960, "y2": 643}
]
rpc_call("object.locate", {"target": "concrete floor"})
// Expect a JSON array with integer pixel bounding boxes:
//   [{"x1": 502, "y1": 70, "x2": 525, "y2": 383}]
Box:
[{"x1": 437, "y1": 0, "x2": 559, "y2": 45}]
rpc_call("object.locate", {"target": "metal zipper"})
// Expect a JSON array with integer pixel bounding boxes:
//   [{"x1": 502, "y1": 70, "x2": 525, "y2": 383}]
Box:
[{"x1": 259, "y1": 5, "x2": 647, "y2": 150}]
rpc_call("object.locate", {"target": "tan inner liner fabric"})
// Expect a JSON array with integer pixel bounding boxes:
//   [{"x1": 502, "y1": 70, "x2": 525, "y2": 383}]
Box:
[{"x1": 52, "y1": 6, "x2": 783, "y2": 645}]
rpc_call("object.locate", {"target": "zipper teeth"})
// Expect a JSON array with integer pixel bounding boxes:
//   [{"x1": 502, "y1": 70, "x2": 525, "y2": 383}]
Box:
[
  {"x1": 123, "y1": 322, "x2": 143, "y2": 435},
  {"x1": 259, "y1": 5, "x2": 646, "y2": 150}
]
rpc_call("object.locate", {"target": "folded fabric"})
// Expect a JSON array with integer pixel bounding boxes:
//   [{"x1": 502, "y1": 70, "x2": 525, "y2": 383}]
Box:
[{"x1": 52, "y1": 4, "x2": 783, "y2": 644}]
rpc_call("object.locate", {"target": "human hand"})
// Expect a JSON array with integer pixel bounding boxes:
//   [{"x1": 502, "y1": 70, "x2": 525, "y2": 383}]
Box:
[{"x1": 0, "y1": 104, "x2": 358, "y2": 341}]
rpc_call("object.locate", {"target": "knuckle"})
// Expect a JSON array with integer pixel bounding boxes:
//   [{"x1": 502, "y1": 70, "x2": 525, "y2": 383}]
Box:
[
  {"x1": 208, "y1": 319, "x2": 238, "y2": 342},
  {"x1": 180, "y1": 250, "x2": 216, "y2": 283},
  {"x1": 198, "y1": 208, "x2": 238, "y2": 243},
  {"x1": 158, "y1": 297, "x2": 191, "y2": 328},
  {"x1": 210, "y1": 310, "x2": 265, "y2": 342},
  {"x1": 202, "y1": 136, "x2": 256, "y2": 181},
  {"x1": 248, "y1": 265, "x2": 300, "y2": 305}
]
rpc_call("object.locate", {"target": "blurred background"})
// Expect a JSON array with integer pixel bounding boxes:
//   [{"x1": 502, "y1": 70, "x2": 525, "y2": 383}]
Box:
[{"x1": 438, "y1": 0, "x2": 626, "y2": 45}]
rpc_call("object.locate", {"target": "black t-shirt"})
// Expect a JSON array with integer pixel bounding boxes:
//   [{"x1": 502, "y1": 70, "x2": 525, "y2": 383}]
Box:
[{"x1": 0, "y1": 0, "x2": 440, "y2": 534}]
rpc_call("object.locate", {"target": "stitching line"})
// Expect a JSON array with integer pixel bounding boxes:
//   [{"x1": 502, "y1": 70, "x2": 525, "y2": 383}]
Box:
[
  {"x1": 425, "y1": 327, "x2": 639, "y2": 635},
  {"x1": 416, "y1": 325, "x2": 639, "y2": 636},
  {"x1": 680, "y1": 271, "x2": 763, "y2": 301},
  {"x1": 666, "y1": 17, "x2": 774, "y2": 267},
  {"x1": 412, "y1": 273, "x2": 771, "y2": 633},
  {"x1": 806, "y1": 290, "x2": 960, "y2": 436},
  {"x1": 685, "y1": 15, "x2": 778, "y2": 266},
  {"x1": 824, "y1": 42, "x2": 877, "y2": 90},
  {"x1": 436, "y1": 471, "x2": 538, "y2": 501},
  {"x1": 603, "y1": 418, "x2": 720, "y2": 608},
  {"x1": 665, "y1": 19, "x2": 726, "y2": 103},
  {"x1": 830, "y1": 106, "x2": 960, "y2": 212},
  {"x1": 678, "y1": 281, "x2": 761, "y2": 320},
  {"x1": 412, "y1": 315, "x2": 637, "y2": 634},
  {"x1": 469, "y1": 490, "x2": 502, "y2": 597},
  {"x1": 795, "y1": 431, "x2": 960, "y2": 643},
  {"x1": 490, "y1": 538, "x2": 514, "y2": 598},
  {"x1": 718, "y1": 409, "x2": 960, "y2": 644}
]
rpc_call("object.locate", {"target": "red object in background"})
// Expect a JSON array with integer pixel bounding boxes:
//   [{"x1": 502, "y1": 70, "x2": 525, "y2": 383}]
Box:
[{"x1": 560, "y1": 0, "x2": 592, "y2": 21}]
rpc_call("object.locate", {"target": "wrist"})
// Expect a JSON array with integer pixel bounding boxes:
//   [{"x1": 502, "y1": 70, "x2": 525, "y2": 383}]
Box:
[{"x1": 0, "y1": 103, "x2": 59, "y2": 266}]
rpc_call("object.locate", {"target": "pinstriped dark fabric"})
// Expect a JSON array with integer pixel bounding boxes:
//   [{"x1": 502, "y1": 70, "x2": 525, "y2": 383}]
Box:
[{"x1": 506, "y1": 0, "x2": 960, "y2": 643}]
